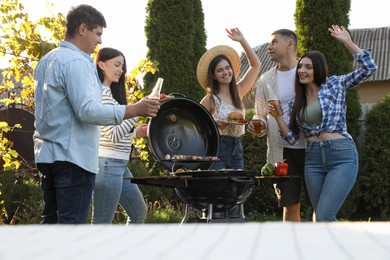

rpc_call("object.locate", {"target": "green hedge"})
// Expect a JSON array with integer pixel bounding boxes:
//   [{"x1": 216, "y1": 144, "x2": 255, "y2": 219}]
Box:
[{"x1": 358, "y1": 94, "x2": 390, "y2": 220}]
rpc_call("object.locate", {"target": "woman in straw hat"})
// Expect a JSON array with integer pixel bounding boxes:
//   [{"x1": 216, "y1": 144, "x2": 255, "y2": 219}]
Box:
[{"x1": 197, "y1": 27, "x2": 261, "y2": 170}]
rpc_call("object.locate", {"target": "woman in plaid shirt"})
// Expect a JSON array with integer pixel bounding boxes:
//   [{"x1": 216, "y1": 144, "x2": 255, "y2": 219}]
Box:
[{"x1": 270, "y1": 25, "x2": 377, "y2": 222}]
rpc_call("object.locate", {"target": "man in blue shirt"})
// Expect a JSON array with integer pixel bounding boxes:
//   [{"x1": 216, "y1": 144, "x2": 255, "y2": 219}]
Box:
[{"x1": 33, "y1": 4, "x2": 160, "y2": 224}]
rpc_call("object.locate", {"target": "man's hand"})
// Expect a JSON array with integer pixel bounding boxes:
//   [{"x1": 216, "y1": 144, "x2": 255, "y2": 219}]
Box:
[
  {"x1": 125, "y1": 98, "x2": 160, "y2": 119},
  {"x1": 247, "y1": 121, "x2": 255, "y2": 135}
]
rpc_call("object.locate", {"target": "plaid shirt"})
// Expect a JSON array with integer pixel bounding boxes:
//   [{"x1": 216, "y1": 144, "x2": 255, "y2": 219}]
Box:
[{"x1": 285, "y1": 49, "x2": 377, "y2": 145}]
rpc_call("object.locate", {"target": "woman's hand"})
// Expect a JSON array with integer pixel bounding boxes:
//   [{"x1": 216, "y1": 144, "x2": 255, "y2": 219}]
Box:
[
  {"x1": 328, "y1": 25, "x2": 351, "y2": 44},
  {"x1": 226, "y1": 27, "x2": 244, "y2": 42},
  {"x1": 328, "y1": 24, "x2": 362, "y2": 54},
  {"x1": 135, "y1": 124, "x2": 148, "y2": 138},
  {"x1": 215, "y1": 120, "x2": 228, "y2": 130},
  {"x1": 268, "y1": 103, "x2": 282, "y2": 118}
]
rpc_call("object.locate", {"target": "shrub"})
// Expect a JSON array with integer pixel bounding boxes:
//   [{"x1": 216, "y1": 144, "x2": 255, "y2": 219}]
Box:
[
  {"x1": 0, "y1": 170, "x2": 42, "y2": 224},
  {"x1": 358, "y1": 94, "x2": 390, "y2": 220}
]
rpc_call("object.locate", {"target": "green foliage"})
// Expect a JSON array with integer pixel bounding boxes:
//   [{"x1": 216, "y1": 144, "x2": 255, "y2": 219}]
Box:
[
  {"x1": 0, "y1": 187, "x2": 7, "y2": 224},
  {"x1": 295, "y1": 0, "x2": 351, "y2": 61},
  {"x1": 145, "y1": 197, "x2": 183, "y2": 223},
  {"x1": 0, "y1": 170, "x2": 42, "y2": 224},
  {"x1": 112, "y1": 194, "x2": 183, "y2": 224},
  {"x1": 337, "y1": 178, "x2": 367, "y2": 221},
  {"x1": 0, "y1": 0, "x2": 65, "y2": 110},
  {"x1": 359, "y1": 94, "x2": 390, "y2": 220},
  {"x1": 128, "y1": 159, "x2": 183, "y2": 223},
  {"x1": 0, "y1": 122, "x2": 22, "y2": 170},
  {"x1": 246, "y1": 211, "x2": 280, "y2": 222},
  {"x1": 345, "y1": 88, "x2": 362, "y2": 145},
  {"x1": 144, "y1": 0, "x2": 207, "y2": 101}
]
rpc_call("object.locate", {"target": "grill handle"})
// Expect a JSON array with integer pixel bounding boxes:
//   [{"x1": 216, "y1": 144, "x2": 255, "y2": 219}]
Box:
[{"x1": 229, "y1": 177, "x2": 256, "y2": 184}]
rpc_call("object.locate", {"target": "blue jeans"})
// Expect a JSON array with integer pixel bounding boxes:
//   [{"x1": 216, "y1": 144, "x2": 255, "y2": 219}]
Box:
[
  {"x1": 211, "y1": 136, "x2": 244, "y2": 170},
  {"x1": 37, "y1": 161, "x2": 95, "y2": 224},
  {"x1": 305, "y1": 138, "x2": 358, "y2": 222},
  {"x1": 92, "y1": 157, "x2": 147, "y2": 224}
]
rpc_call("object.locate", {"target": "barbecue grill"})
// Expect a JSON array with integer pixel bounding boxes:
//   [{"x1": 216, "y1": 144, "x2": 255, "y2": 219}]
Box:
[{"x1": 130, "y1": 95, "x2": 295, "y2": 223}]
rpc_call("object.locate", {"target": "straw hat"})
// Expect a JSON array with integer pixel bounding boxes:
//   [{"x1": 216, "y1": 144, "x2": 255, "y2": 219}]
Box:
[{"x1": 196, "y1": 45, "x2": 241, "y2": 90}]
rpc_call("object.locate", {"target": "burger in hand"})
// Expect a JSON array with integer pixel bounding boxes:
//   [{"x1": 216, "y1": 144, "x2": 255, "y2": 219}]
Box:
[{"x1": 227, "y1": 112, "x2": 248, "y2": 124}]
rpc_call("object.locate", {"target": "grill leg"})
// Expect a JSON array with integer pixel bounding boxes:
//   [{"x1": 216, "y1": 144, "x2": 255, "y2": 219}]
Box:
[
  {"x1": 239, "y1": 204, "x2": 246, "y2": 219},
  {"x1": 200, "y1": 209, "x2": 207, "y2": 220},
  {"x1": 180, "y1": 204, "x2": 191, "y2": 225},
  {"x1": 207, "y1": 204, "x2": 213, "y2": 223}
]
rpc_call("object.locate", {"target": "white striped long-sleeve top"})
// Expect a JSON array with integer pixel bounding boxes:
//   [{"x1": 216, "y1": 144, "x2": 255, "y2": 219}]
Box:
[{"x1": 98, "y1": 86, "x2": 138, "y2": 160}]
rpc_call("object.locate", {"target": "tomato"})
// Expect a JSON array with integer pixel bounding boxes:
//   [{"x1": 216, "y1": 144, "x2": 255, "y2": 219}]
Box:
[
  {"x1": 274, "y1": 161, "x2": 288, "y2": 176},
  {"x1": 261, "y1": 163, "x2": 274, "y2": 176},
  {"x1": 239, "y1": 119, "x2": 248, "y2": 124},
  {"x1": 160, "y1": 93, "x2": 167, "y2": 99}
]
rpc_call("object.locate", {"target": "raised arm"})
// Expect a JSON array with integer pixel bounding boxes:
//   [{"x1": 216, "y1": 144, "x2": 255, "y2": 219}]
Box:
[{"x1": 226, "y1": 27, "x2": 261, "y2": 97}]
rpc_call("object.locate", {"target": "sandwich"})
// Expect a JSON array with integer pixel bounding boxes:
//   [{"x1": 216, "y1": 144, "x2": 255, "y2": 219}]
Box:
[{"x1": 227, "y1": 112, "x2": 247, "y2": 124}]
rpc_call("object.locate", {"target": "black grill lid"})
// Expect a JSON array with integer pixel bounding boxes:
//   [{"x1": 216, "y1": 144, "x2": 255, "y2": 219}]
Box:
[{"x1": 148, "y1": 97, "x2": 219, "y2": 172}]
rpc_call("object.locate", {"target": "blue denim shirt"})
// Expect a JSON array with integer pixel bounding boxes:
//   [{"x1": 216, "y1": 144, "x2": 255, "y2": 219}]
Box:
[{"x1": 33, "y1": 41, "x2": 125, "y2": 174}]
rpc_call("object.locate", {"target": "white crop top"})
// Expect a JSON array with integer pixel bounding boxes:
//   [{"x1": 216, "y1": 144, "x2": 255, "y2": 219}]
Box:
[{"x1": 212, "y1": 95, "x2": 245, "y2": 137}]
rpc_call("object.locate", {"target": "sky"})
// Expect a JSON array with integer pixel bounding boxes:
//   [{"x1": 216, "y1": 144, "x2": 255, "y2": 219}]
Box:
[{"x1": 1, "y1": 0, "x2": 388, "y2": 69}]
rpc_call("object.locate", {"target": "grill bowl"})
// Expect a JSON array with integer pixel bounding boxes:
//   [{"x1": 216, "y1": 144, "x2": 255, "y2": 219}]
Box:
[
  {"x1": 148, "y1": 97, "x2": 219, "y2": 172},
  {"x1": 174, "y1": 170, "x2": 256, "y2": 212}
]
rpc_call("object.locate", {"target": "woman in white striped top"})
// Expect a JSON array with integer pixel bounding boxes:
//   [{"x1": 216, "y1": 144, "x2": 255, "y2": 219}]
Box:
[{"x1": 92, "y1": 47, "x2": 147, "y2": 224}]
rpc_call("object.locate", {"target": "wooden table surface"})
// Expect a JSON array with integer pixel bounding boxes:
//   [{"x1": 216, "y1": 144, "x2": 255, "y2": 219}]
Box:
[{"x1": 1, "y1": 222, "x2": 390, "y2": 260}]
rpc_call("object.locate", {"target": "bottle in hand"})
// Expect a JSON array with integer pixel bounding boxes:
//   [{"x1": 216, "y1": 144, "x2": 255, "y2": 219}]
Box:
[
  {"x1": 268, "y1": 99, "x2": 284, "y2": 117},
  {"x1": 149, "y1": 78, "x2": 164, "y2": 100},
  {"x1": 266, "y1": 84, "x2": 283, "y2": 117}
]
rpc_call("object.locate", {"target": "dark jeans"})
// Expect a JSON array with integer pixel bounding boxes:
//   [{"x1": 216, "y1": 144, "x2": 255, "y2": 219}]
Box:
[
  {"x1": 211, "y1": 135, "x2": 244, "y2": 170},
  {"x1": 37, "y1": 161, "x2": 95, "y2": 224}
]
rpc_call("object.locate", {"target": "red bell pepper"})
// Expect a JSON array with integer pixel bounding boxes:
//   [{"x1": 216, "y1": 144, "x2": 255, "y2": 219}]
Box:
[{"x1": 274, "y1": 161, "x2": 288, "y2": 176}]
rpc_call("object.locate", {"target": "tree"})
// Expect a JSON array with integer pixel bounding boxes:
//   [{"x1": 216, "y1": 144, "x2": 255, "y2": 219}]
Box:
[{"x1": 144, "y1": 0, "x2": 207, "y2": 101}]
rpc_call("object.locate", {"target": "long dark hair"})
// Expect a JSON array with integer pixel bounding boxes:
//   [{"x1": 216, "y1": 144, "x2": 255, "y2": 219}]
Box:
[
  {"x1": 206, "y1": 55, "x2": 242, "y2": 114},
  {"x1": 290, "y1": 51, "x2": 328, "y2": 133},
  {"x1": 95, "y1": 47, "x2": 128, "y2": 105}
]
